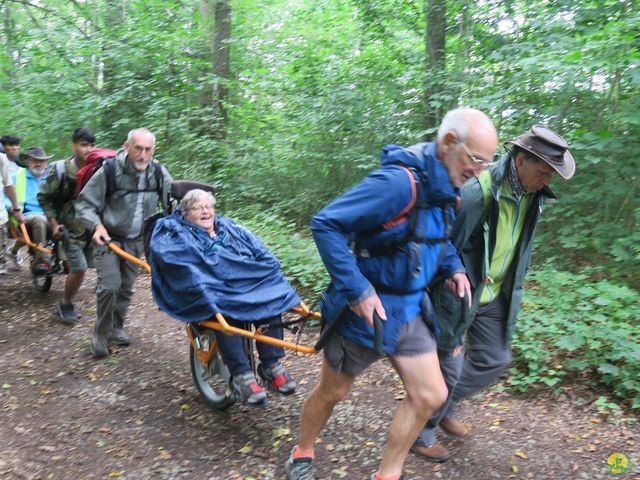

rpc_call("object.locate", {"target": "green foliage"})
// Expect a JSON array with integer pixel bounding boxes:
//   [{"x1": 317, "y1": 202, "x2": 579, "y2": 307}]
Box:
[{"x1": 509, "y1": 266, "x2": 640, "y2": 408}]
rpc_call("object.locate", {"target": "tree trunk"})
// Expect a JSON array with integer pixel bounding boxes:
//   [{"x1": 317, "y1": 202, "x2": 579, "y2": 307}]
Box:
[
  {"x1": 212, "y1": 0, "x2": 231, "y2": 140},
  {"x1": 100, "y1": 0, "x2": 126, "y2": 141},
  {"x1": 1, "y1": 1, "x2": 18, "y2": 83},
  {"x1": 422, "y1": 0, "x2": 446, "y2": 138},
  {"x1": 200, "y1": 0, "x2": 231, "y2": 142}
]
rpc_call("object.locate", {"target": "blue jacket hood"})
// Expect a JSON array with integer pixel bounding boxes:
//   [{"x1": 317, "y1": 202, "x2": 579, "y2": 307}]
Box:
[{"x1": 380, "y1": 142, "x2": 459, "y2": 206}]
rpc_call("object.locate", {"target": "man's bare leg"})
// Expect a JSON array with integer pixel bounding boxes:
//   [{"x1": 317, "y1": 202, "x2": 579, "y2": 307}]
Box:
[
  {"x1": 378, "y1": 351, "x2": 447, "y2": 477},
  {"x1": 298, "y1": 358, "x2": 355, "y2": 451},
  {"x1": 63, "y1": 271, "x2": 85, "y2": 305}
]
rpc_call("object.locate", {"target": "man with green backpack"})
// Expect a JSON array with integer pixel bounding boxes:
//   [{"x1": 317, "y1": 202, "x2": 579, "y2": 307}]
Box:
[{"x1": 412, "y1": 125, "x2": 575, "y2": 462}]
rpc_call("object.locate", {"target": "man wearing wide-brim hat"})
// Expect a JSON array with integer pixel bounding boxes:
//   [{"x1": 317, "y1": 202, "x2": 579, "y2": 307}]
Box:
[
  {"x1": 8, "y1": 147, "x2": 54, "y2": 274},
  {"x1": 412, "y1": 125, "x2": 575, "y2": 462}
]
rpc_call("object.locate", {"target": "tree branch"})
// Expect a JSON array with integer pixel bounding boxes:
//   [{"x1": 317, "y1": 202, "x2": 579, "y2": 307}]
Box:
[
  {"x1": 9, "y1": 0, "x2": 92, "y2": 41},
  {"x1": 22, "y1": 5, "x2": 99, "y2": 93}
]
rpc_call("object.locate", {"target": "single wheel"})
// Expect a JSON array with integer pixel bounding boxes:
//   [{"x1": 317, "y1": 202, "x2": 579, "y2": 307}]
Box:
[
  {"x1": 32, "y1": 273, "x2": 52, "y2": 292},
  {"x1": 189, "y1": 329, "x2": 236, "y2": 410}
]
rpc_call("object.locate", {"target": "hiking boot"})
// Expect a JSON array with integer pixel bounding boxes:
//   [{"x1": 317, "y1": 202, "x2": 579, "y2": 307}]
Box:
[
  {"x1": 440, "y1": 416, "x2": 469, "y2": 438},
  {"x1": 410, "y1": 441, "x2": 451, "y2": 463},
  {"x1": 90, "y1": 335, "x2": 109, "y2": 358},
  {"x1": 258, "y1": 362, "x2": 296, "y2": 394},
  {"x1": 108, "y1": 328, "x2": 130, "y2": 346},
  {"x1": 231, "y1": 372, "x2": 267, "y2": 406},
  {"x1": 55, "y1": 302, "x2": 79, "y2": 325},
  {"x1": 285, "y1": 446, "x2": 314, "y2": 480}
]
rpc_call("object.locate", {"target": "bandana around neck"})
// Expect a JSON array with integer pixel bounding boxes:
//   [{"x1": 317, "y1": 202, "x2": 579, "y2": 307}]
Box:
[{"x1": 507, "y1": 155, "x2": 527, "y2": 199}]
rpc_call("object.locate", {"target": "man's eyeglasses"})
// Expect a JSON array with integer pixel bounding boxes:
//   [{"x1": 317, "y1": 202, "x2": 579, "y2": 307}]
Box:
[
  {"x1": 189, "y1": 204, "x2": 214, "y2": 213},
  {"x1": 457, "y1": 141, "x2": 491, "y2": 168}
]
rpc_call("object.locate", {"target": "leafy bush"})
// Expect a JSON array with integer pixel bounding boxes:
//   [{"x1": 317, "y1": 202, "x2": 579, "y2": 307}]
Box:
[{"x1": 509, "y1": 265, "x2": 640, "y2": 409}]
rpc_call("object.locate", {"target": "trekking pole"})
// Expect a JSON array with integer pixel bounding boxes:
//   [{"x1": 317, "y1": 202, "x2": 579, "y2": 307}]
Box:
[
  {"x1": 461, "y1": 291, "x2": 469, "y2": 324},
  {"x1": 314, "y1": 305, "x2": 348, "y2": 351}
]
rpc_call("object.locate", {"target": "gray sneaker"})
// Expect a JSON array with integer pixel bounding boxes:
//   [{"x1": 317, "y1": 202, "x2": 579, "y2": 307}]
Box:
[
  {"x1": 231, "y1": 372, "x2": 267, "y2": 406},
  {"x1": 90, "y1": 335, "x2": 109, "y2": 358},
  {"x1": 56, "y1": 302, "x2": 79, "y2": 325},
  {"x1": 285, "y1": 447, "x2": 314, "y2": 480},
  {"x1": 108, "y1": 328, "x2": 130, "y2": 346}
]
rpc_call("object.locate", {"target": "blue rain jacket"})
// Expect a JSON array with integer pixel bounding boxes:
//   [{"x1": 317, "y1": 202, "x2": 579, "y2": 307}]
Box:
[
  {"x1": 311, "y1": 142, "x2": 464, "y2": 354},
  {"x1": 150, "y1": 212, "x2": 300, "y2": 322}
]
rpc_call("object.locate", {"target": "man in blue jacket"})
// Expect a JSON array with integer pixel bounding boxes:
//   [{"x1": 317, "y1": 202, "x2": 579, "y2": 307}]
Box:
[{"x1": 285, "y1": 108, "x2": 498, "y2": 480}]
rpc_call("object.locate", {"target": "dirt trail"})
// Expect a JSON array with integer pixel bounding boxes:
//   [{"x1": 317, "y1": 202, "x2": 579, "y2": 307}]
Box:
[{"x1": 0, "y1": 268, "x2": 638, "y2": 480}]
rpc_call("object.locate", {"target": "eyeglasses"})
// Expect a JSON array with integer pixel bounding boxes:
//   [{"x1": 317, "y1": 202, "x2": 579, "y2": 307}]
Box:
[
  {"x1": 457, "y1": 141, "x2": 491, "y2": 168},
  {"x1": 188, "y1": 204, "x2": 214, "y2": 213}
]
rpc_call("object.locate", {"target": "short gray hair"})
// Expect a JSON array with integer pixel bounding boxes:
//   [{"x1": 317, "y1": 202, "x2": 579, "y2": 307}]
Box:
[
  {"x1": 180, "y1": 189, "x2": 216, "y2": 216},
  {"x1": 127, "y1": 128, "x2": 156, "y2": 144},
  {"x1": 437, "y1": 108, "x2": 479, "y2": 142}
]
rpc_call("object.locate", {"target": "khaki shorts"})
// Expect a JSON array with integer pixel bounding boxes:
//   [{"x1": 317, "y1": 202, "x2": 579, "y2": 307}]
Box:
[
  {"x1": 65, "y1": 240, "x2": 93, "y2": 273},
  {"x1": 324, "y1": 315, "x2": 437, "y2": 377}
]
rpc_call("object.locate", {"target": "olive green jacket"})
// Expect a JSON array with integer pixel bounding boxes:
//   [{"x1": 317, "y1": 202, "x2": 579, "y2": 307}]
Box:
[
  {"x1": 38, "y1": 157, "x2": 88, "y2": 242},
  {"x1": 431, "y1": 154, "x2": 557, "y2": 350}
]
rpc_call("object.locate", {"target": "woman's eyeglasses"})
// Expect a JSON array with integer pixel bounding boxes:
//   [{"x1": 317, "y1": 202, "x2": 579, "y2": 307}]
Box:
[{"x1": 189, "y1": 204, "x2": 214, "y2": 213}]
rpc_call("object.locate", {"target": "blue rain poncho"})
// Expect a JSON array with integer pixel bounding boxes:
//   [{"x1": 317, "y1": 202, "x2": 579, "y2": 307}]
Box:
[{"x1": 150, "y1": 212, "x2": 300, "y2": 322}]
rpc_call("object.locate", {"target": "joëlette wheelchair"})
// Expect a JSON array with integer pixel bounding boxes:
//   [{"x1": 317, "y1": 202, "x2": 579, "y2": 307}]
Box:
[
  {"x1": 5, "y1": 217, "x2": 67, "y2": 292},
  {"x1": 106, "y1": 180, "x2": 384, "y2": 410}
]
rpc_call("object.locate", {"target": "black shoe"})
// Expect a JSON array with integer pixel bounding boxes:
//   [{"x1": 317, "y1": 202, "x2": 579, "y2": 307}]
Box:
[{"x1": 55, "y1": 302, "x2": 78, "y2": 325}]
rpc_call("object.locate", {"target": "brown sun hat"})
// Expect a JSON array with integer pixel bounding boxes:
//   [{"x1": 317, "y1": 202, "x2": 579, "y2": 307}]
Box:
[
  {"x1": 506, "y1": 125, "x2": 575, "y2": 180},
  {"x1": 20, "y1": 146, "x2": 54, "y2": 162}
]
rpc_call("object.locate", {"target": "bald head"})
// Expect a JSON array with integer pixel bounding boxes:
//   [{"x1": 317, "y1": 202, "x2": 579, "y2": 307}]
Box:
[{"x1": 436, "y1": 108, "x2": 498, "y2": 187}]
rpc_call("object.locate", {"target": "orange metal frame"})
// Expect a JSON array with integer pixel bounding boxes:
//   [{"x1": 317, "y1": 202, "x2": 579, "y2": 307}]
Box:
[
  {"x1": 8, "y1": 221, "x2": 53, "y2": 255},
  {"x1": 107, "y1": 242, "x2": 321, "y2": 357}
]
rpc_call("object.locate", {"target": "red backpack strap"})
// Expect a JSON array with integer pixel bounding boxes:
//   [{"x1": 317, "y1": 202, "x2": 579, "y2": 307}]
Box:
[{"x1": 381, "y1": 165, "x2": 417, "y2": 230}]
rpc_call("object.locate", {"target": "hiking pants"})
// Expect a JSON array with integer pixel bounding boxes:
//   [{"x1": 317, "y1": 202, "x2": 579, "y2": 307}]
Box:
[
  {"x1": 417, "y1": 295, "x2": 511, "y2": 445},
  {"x1": 214, "y1": 316, "x2": 285, "y2": 376},
  {"x1": 93, "y1": 239, "x2": 142, "y2": 339}
]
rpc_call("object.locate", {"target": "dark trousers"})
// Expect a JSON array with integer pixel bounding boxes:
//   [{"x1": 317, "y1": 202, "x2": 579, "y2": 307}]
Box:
[
  {"x1": 93, "y1": 240, "x2": 142, "y2": 339},
  {"x1": 214, "y1": 316, "x2": 285, "y2": 376},
  {"x1": 418, "y1": 295, "x2": 511, "y2": 446}
]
